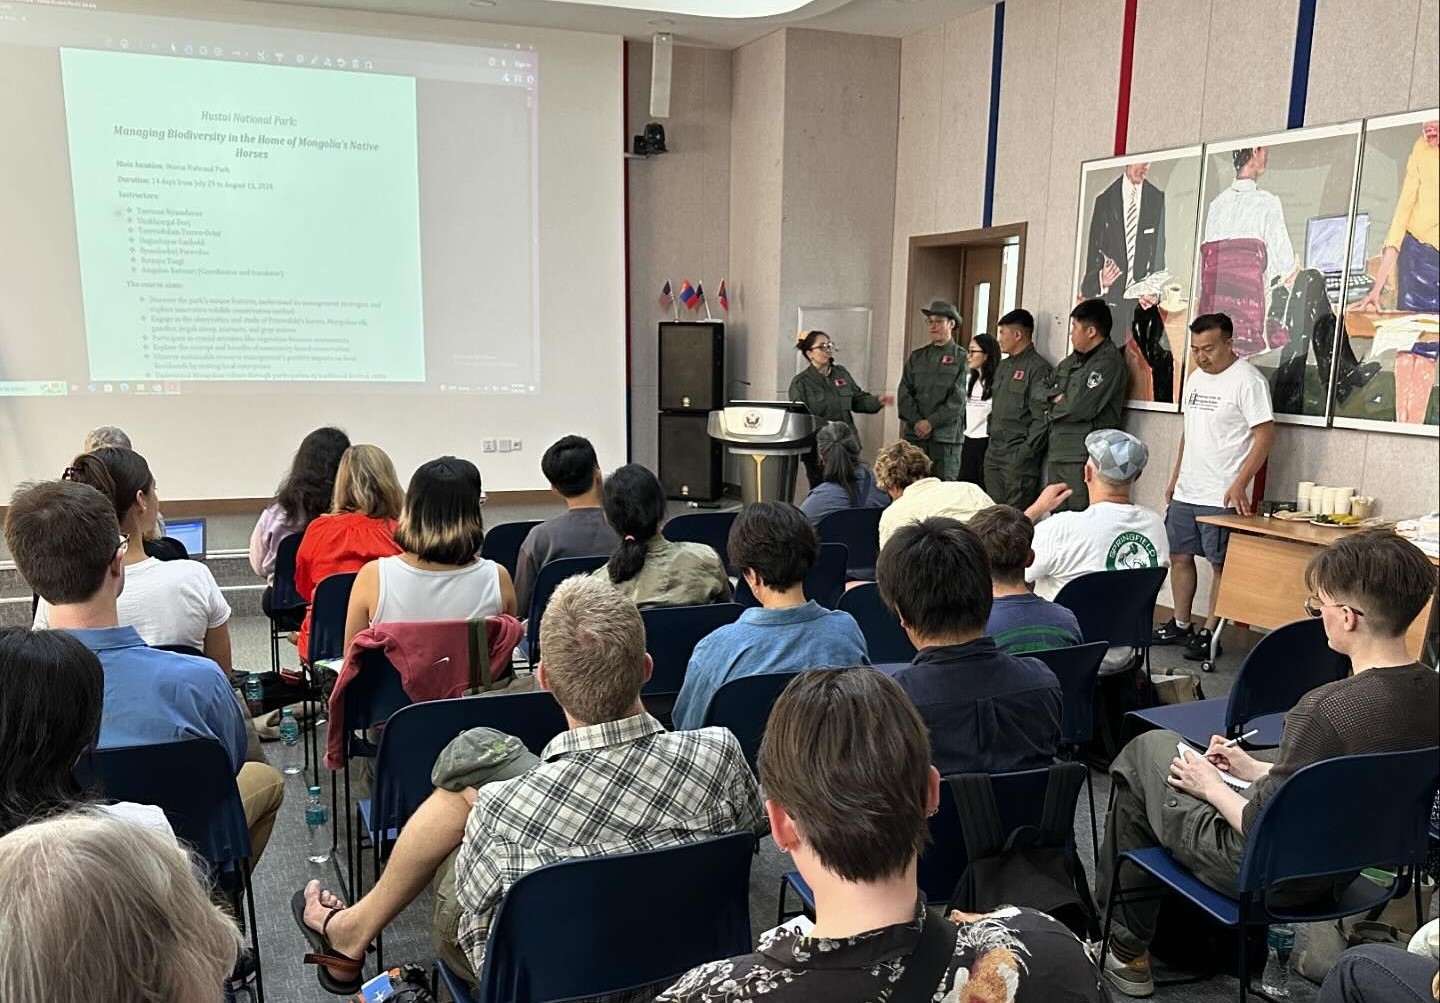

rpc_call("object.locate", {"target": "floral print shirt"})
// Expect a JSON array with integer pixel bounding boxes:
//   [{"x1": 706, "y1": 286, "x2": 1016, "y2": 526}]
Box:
[{"x1": 654, "y1": 902, "x2": 1104, "y2": 1003}]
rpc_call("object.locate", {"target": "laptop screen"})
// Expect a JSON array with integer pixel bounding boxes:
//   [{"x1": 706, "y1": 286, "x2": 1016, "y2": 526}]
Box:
[
  {"x1": 164, "y1": 518, "x2": 206, "y2": 559},
  {"x1": 1304, "y1": 212, "x2": 1368, "y2": 273}
]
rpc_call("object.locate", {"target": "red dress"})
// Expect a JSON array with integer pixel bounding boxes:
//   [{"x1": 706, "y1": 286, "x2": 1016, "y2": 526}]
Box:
[{"x1": 294, "y1": 512, "x2": 401, "y2": 661}]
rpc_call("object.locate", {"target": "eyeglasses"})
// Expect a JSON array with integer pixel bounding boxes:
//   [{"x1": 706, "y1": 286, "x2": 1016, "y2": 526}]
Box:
[
  {"x1": 967, "y1": 348, "x2": 987, "y2": 355},
  {"x1": 811, "y1": 343, "x2": 836, "y2": 353},
  {"x1": 1303, "y1": 596, "x2": 1365, "y2": 619}
]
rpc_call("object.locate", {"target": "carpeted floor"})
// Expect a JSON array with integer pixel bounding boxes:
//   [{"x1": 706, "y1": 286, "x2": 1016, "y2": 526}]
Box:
[{"x1": 226, "y1": 616, "x2": 1322, "y2": 1003}]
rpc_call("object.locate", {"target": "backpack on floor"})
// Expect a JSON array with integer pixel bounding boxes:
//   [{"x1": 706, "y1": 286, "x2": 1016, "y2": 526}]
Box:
[
  {"x1": 944, "y1": 763, "x2": 1100, "y2": 941},
  {"x1": 1086, "y1": 659, "x2": 1159, "y2": 769}
]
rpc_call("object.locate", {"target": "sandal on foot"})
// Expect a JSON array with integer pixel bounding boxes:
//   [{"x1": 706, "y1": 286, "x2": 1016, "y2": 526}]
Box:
[{"x1": 290, "y1": 887, "x2": 364, "y2": 994}]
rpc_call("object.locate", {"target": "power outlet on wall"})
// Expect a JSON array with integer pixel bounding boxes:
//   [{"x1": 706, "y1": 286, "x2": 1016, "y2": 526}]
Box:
[{"x1": 481, "y1": 439, "x2": 497, "y2": 453}]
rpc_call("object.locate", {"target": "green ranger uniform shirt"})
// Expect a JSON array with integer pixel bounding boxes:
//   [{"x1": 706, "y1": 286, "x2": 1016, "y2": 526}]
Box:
[
  {"x1": 897, "y1": 339, "x2": 967, "y2": 444},
  {"x1": 787, "y1": 363, "x2": 883, "y2": 431},
  {"x1": 989, "y1": 344, "x2": 1054, "y2": 456},
  {"x1": 1042, "y1": 336, "x2": 1127, "y2": 460}
]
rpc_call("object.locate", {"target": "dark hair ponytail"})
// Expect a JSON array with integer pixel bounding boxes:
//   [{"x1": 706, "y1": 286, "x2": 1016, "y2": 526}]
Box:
[
  {"x1": 63, "y1": 447, "x2": 153, "y2": 526},
  {"x1": 816, "y1": 422, "x2": 863, "y2": 506},
  {"x1": 601, "y1": 464, "x2": 666, "y2": 584}
]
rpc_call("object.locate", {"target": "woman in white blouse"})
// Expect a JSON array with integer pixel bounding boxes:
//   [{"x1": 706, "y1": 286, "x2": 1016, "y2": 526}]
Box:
[{"x1": 959, "y1": 332, "x2": 999, "y2": 490}]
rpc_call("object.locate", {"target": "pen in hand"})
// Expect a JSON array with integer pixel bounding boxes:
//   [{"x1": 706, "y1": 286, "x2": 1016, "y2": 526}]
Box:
[{"x1": 1220, "y1": 730, "x2": 1259, "y2": 749}]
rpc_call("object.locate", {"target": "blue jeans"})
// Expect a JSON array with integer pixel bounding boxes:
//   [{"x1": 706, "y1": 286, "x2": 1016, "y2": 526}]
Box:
[{"x1": 1317, "y1": 944, "x2": 1438, "y2": 1003}]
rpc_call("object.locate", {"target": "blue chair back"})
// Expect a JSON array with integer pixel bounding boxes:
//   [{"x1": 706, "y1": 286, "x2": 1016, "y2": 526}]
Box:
[
  {"x1": 642, "y1": 603, "x2": 746, "y2": 696},
  {"x1": 477, "y1": 833, "x2": 755, "y2": 1003},
  {"x1": 271, "y1": 532, "x2": 306, "y2": 612},
  {"x1": 817, "y1": 507, "x2": 883, "y2": 579},
  {"x1": 372, "y1": 692, "x2": 569, "y2": 839},
  {"x1": 1054, "y1": 567, "x2": 1168, "y2": 652},
  {"x1": 1225, "y1": 618, "x2": 1349, "y2": 739},
  {"x1": 664, "y1": 510, "x2": 738, "y2": 572},
  {"x1": 527, "y1": 555, "x2": 609, "y2": 663},
  {"x1": 1030, "y1": 642, "x2": 1108, "y2": 747},
  {"x1": 1235, "y1": 747, "x2": 1438, "y2": 896},
  {"x1": 734, "y1": 543, "x2": 848, "y2": 610},
  {"x1": 341, "y1": 648, "x2": 413, "y2": 760},
  {"x1": 700, "y1": 671, "x2": 800, "y2": 772},
  {"x1": 307, "y1": 572, "x2": 358, "y2": 665},
  {"x1": 836, "y1": 582, "x2": 915, "y2": 663},
  {"x1": 78, "y1": 739, "x2": 252, "y2": 869},
  {"x1": 916, "y1": 765, "x2": 1076, "y2": 902},
  {"x1": 481, "y1": 520, "x2": 542, "y2": 578}
]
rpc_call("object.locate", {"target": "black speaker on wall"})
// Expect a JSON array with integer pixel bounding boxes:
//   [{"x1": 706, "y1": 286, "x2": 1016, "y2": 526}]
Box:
[
  {"x1": 659, "y1": 320, "x2": 725, "y2": 412},
  {"x1": 658, "y1": 412, "x2": 722, "y2": 501}
]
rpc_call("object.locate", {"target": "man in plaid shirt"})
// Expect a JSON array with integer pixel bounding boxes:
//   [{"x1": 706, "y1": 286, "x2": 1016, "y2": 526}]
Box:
[{"x1": 296, "y1": 575, "x2": 765, "y2": 996}]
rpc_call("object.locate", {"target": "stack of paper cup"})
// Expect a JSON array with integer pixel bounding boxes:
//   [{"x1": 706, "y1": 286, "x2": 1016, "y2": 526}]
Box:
[
  {"x1": 1312, "y1": 485, "x2": 1330, "y2": 513},
  {"x1": 1298, "y1": 481, "x2": 1315, "y2": 511},
  {"x1": 1334, "y1": 487, "x2": 1355, "y2": 515}
]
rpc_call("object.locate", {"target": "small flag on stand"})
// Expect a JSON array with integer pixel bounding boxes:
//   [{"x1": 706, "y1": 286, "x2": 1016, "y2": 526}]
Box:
[
  {"x1": 717, "y1": 279, "x2": 729, "y2": 311},
  {"x1": 696, "y1": 281, "x2": 714, "y2": 320},
  {"x1": 659, "y1": 280, "x2": 673, "y2": 309},
  {"x1": 678, "y1": 280, "x2": 698, "y2": 310}
]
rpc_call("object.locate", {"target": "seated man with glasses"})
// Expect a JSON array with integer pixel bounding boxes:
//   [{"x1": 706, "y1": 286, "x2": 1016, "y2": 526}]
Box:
[{"x1": 1094, "y1": 530, "x2": 1438, "y2": 998}]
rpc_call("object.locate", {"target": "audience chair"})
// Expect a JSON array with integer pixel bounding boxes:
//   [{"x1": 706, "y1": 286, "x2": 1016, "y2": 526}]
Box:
[
  {"x1": 360, "y1": 690, "x2": 568, "y2": 972},
  {"x1": 1054, "y1": 567, "x2": 1168, "y2": 673},
  {"x1": 480, "y1": 520, "x2": 542, "y2": 579},
  {"x1": 435, "y1": 832, "x2": 755, "y2": 1003},
  {"x1": 700, "y1": 671, "x2": 800, "y2": 773},
  {"x1": 1100, "y1": 747, "x2": 1439, "y2": 1003},
  {"x1": 734, "y1": 543, "x2": 848, "y2": 610},
  {"x1": 266, "y1": 533, "x2": 307, "y2": 674},
  {"x1": 836, "y1": 582, "x2": 915, "y2": 663},
  {"x1": 664, "y1": 510, "x2": 739, "y2": 573},
  {"x1": 816, "y1": 507, "x2": 884, "y2": 580},
  {"x1": 306, "y1": 571, "x2": 358, "y2": 784},
  {"x1": 77, "y1": 739, "x2": 265, "y2": 1003},
  {"x1": 1126, "y1": 618, "x2": 1350, "y2": 749},
  {"x1": 1031, "y1": 641, "x2": 1109, "y2": 862},
  {"x1": 780, "y1": 764, "x2": 1090, "y2": 930},
  {"x1": 641, "y1": 603, "x2": 745, "y2": 723},
  {"x1": 526, "y1": 555, "x2": 609, "y2": 664}
]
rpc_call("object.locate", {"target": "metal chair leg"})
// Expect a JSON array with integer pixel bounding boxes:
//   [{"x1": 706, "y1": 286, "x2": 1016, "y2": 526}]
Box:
[
  {"x1": 244, "y1": 863, "x2": 264, "y2": 1003},
  {"x1": 373, "y1": 833, "x2": 385, "y2": 972},
  {"x1": 1099, "y1": 855, "x2": 1122, "y2": 965},
  {"x1": 1085, "y1": 768, "x2": 1100, "y2": 867}
]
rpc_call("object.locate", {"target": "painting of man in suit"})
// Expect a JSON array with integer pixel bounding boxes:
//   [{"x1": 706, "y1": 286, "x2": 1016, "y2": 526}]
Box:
[{"x1": 1081, "y1": 161, "x2": 1166, "y2": 320}]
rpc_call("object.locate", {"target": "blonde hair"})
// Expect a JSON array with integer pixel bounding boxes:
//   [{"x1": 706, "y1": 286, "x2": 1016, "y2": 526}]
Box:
[
  {"x1": 0, "y1": 810, "x2": 241, "y2": 1003},
  {"x1": 332, "y1": 444, "x2": 404, "y2": 520},
  {"x1": 873, "y1": 440, "x2": 933, "y2": 492},
  {"x1": 539, "y1": 576, "x2": 646, "y2": 724},
  {"x1": 82, "y1": 425, "x2": 132, "y2": 452}
]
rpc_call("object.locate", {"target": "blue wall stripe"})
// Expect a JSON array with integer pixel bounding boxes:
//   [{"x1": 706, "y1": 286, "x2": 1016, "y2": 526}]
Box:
[
  {"x1": 982, "y1": 1, "x2": 1004, "y2": 228},
  {"x1": 1287, "y1": 0, "x2": 1317, "y2": 129}
]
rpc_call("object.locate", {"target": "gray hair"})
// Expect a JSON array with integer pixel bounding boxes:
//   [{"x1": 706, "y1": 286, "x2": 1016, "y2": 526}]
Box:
[
  {"x1": 539, "y1": 575, "x2": 646, "y2": 725},
  {"x1": 0, "y1": 810, "x2": 241, "y2": 1002},
  {"x1": 82, "y1": 425, "x2": 133, "y2": 452}
]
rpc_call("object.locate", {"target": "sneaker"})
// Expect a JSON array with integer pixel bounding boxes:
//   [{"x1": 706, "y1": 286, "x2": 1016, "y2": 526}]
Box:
[
  {"x1": 1152, "y1": 618, "x2": 1194, "y2": 645},
  {"x1": 1183, "y1": 627, "x2": 1221, "y2": 661},
  {"x1": 1103, "y1": 949, "x2": 1155, "y2": 998}
]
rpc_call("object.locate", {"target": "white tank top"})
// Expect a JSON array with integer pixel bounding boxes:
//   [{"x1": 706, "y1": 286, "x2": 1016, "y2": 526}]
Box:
[{"x1": 373, "y1": 555, "x2": 503, "y2": 625}]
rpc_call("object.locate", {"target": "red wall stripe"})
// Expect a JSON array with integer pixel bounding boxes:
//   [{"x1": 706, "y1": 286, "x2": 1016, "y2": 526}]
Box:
[{"x1": 1113, "y1": 0, "x2": 1139, "y2": 156}]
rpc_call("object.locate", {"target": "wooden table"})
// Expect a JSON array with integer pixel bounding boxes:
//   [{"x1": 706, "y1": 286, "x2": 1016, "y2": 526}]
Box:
[{"x1": 1197, "y1": 514, "x2": 1436, "y2": 659}]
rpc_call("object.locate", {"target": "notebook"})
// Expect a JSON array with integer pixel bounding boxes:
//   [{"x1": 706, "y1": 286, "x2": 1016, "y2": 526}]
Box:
[{"x1": 1177, "y1": 741, "x2": 1251, "y2": 791}]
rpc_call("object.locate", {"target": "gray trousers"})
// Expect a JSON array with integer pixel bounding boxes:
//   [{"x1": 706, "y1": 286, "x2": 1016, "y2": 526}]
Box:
[{"x1": 1318, "y1": 945, "x2": 1439, "y2": 1003}]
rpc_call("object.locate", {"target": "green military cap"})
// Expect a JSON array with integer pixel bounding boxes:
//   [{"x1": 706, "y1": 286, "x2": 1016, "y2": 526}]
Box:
[{"x1": 921, "y1": 300, "x2": 962, "y2": 327}]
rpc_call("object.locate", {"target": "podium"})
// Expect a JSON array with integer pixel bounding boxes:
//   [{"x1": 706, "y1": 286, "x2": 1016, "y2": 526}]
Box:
[{"x1": 707, "y1": 401, "x2": 819, "y2": 505}]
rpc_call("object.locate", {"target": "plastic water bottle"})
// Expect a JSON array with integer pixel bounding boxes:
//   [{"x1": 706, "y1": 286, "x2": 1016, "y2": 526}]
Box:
[
  {"x1": 277, "y1": 708, "x2": 303, "y2": 776},
  {"x1": 1261, "y1": 924, "x2": 1295, "y2": 996},
  {"x1": 305, "y1": 785, "x2": 331, "y2": 865},
  {"x1": 243, "y1": 672, "x2": 264, "y2": 716}
]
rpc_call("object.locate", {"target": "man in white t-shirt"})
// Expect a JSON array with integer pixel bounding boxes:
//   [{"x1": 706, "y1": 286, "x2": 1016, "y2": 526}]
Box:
[
  {"x1": 1153, "y1": 312, "x2": 1276, "y2": 661},
  {"x1": 1025, "y1": 429, "x2": 1169, "y2": 601}
]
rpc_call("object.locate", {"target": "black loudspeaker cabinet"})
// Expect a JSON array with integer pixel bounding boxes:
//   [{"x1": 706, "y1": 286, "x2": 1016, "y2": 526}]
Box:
[
  {"x1": 658, "y1": 412, "x2": 722, "y2": 502},
  {"x1": 659, "y1": 320, "x2": 725, "y2": 411}
]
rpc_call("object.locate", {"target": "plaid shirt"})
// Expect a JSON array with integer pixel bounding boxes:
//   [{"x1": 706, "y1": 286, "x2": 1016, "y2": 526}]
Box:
[{"x1": 453, "y1": 713, "x2": 766, "y2": 982}]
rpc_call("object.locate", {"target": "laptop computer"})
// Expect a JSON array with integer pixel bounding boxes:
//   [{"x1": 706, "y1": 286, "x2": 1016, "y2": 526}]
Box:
[
  {"x1": 1305, "y1": 212, "x2": 1373, "y2": 302},
  {"x1": 163, "y1": 517, "x2": 206, "y2": 561}
]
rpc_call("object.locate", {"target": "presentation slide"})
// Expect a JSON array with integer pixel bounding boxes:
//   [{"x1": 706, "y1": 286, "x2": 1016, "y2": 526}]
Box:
[{"x1": 0, "y1": 2, "x2": 626, "y2": 498}]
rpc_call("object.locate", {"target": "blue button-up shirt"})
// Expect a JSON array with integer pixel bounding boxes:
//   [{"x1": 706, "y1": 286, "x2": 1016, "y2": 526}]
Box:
[
  {"x1": 64, "y1": 626, "x2": 248, "y2": 772},
  {"x1": 673, "y1": 602, "x2": 869, "y2": 730}
]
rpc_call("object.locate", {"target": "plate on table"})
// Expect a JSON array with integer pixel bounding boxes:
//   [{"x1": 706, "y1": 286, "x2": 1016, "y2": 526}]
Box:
[{"x1": 1309, "y1": 517, "x2": 1361, "y2": 529}]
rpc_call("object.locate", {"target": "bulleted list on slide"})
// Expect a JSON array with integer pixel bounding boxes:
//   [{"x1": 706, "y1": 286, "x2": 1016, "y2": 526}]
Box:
[{"x1": 60, "y1": 47, "x2": 426, "y2": 383}]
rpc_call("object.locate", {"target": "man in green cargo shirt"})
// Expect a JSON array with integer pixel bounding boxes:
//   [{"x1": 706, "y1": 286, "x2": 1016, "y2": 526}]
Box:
[
  {"x1": 897, "y1": 300, "x2": 968, "y2": 481},
  {"x1": 985, "y1": 307, "x2": 1054, "y2": 509},
  {"x1": 1043, "y1": 299, "x2": 1128, "y2": 511}
]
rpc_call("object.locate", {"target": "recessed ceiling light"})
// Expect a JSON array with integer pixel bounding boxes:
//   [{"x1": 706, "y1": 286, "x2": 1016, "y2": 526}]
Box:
[
  {"x1": 647, "y1": 17, "x2": 676, "y2": 26},
  {"x1": 467, "y1": 0, "x2": 497, "y2": 7}
]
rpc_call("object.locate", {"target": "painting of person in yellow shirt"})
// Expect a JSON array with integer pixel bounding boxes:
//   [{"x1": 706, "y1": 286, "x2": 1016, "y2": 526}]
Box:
[{"x1": 1360, "y1": 119, "x2": 1439, "y2": 313}]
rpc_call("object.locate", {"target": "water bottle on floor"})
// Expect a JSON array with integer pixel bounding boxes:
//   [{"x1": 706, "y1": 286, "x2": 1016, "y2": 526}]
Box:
[
  {"x1": 1260, "y1": 923, "x2": 1295, "y2": 996},
  {"x1": 305, "y1": 785, "x2": 331, "y2": 865},
  {"x1": 277, "y1": 708, "x2": 302, "y2": 776},
  {"x1": 243, "y1": 672, "x2": 264, "y2": 716}
]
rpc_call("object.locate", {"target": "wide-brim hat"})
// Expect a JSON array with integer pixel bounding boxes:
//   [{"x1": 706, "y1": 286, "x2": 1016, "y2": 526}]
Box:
[{"x1": 921, "y1": 300, "x2": 962, "y2": 326}]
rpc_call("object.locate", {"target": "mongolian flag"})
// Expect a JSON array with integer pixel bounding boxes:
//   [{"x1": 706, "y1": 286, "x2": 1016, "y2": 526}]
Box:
[{"x1": 678, "y1": 280, "x2": 698, "y2": 309}]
